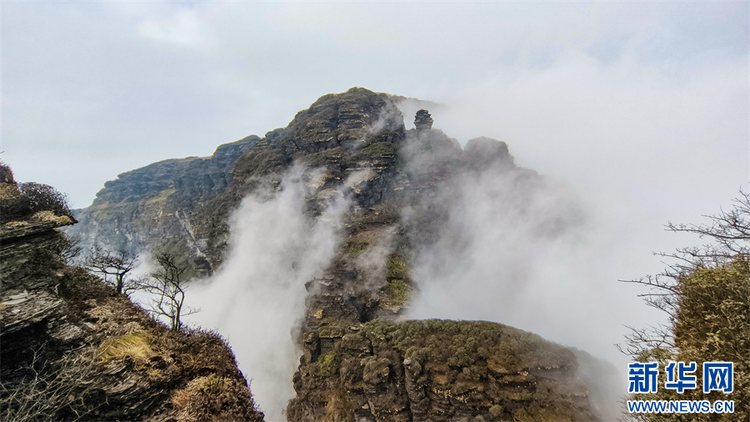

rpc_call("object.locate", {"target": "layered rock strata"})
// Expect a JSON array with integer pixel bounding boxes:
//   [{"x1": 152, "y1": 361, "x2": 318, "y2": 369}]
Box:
[{"x1": 0, "y1": 171, "x2": 264, "y2": 421}]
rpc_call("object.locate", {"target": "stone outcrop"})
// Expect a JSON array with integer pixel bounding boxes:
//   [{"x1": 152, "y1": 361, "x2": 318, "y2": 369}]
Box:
[
  {"x1": 414, "y1": 109, "x2": 433, "y2": 130},
  {"x1": 0, "y1": 169, "x2": 264, "y2": 421}
]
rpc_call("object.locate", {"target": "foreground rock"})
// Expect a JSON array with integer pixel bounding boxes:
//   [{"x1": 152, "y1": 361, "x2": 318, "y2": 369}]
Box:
[{"x1": 0, "y1": 168, "x2": 264, "y2": 421}]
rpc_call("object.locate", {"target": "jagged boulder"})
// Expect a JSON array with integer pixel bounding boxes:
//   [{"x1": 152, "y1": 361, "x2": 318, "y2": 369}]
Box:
[{"x1": 414, "y1": 109, "x2": 434, "y2": 130}]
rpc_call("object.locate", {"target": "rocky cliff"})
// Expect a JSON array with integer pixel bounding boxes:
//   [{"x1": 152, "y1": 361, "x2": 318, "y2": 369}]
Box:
[
  {"x1": 66, "y1": 87, "x2": 600, "y2": 421},
  {"x1": 65, "y1": 136, "x2": 258, "y2": 275},
  {"x1": 0, "y1": 168, "x2": 264, "y2": 421}
]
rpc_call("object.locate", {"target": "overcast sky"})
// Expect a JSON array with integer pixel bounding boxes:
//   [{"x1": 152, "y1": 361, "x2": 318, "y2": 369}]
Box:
[
  {"x1": 3, "y1": 1, "x2": 746, "y2": 210},
  {"x1": 3, "y1": 0, "x2": 748, "y2": 406}
]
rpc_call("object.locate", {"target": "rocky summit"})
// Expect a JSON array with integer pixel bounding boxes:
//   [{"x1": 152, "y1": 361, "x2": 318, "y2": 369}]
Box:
[{"x1": 63, "y1": 87, "x2": 599, "y2": 421}]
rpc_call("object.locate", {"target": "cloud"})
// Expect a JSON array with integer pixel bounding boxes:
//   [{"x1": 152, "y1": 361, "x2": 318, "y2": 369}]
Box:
[
  {"x1": 399, "y1": 131, "x2": 642, "y2": 418},
  {"x1": 183, "y1": 165, "x2": 351, "y2": 422},
  {"x1": 2, "y1": 2, "x2": 747, "y2": 411},
  {"x1": 138, "y1": 8, "x2": 210, "y2": 48}
]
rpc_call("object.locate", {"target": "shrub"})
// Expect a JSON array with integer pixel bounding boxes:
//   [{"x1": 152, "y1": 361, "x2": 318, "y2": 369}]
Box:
[
  {"x1": 0, "y1": 181, "x2": 71, "y2": 223},
  {"x1": 20, "y1": 183, "x2": 71, "y2": 216},
  {"x1": 387, "y1": 279, "x2": 411, "y2": 303},
  {"x1": 0, "y1": 161, "x2": 14, "y2": 184},
  {"x1": 624, "y1": 191, "x2": 750, "y2": 421}
]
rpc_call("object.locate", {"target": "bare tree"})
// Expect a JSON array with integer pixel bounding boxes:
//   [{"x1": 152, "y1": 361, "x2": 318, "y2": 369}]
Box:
[
  {"x1": 138, "y1": 251, "x2": 197, "y2": 330},
  {"x1": 619, "y1": 189, "x2": 750, "y2": 357},
  {"x1": 618, "y1": 190, "x2": 750, "y2": 421},
  {"x1": 84, "y1": 245, "x2": 138, "y2": 295}
]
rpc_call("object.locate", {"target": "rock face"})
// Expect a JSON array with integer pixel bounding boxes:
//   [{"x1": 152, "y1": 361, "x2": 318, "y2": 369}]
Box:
[
  {"x1": 289, "y1": 320, "x2": 594, "y2": 422},
  {"x1": 414, "y1": 109, "x2": 433, "y2": 130},
  {"x1": 0, "y1": 169, "x2": 264, "y2": 421},
  {"x1": 65, "y1": 136, "x2": 258, "y2": 275},
  {"x1": 68, "y1": 87, "x2": 598, "y2": 421}
]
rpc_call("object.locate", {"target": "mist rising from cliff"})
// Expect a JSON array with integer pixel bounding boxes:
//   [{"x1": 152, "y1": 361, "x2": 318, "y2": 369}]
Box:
[
  {"x1": 185, "y1": 166, "x2": 350, "y2": 422},
  {"x1": 405, "y1": 148, "x2": 586, "y2": 332},
  {"x1": 402, "y1": 130, "x2": 625, "y2": 419}
]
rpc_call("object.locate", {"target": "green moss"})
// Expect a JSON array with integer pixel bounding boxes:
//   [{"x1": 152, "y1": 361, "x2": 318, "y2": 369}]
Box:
[
  {"x1": 489, "y1": 405, "x2": 502, "y2": 418},
  {"x1": 345, "y1": 243, "x2": 369, "y2": 257},
  {"x1": 317, "y1": 352, "x2": 339, "y2": 376},
  {"x1": 359, "y1": 319, "x2": 573, "y2": 373},
  {"x1": 386, "y1": 254, "x2": 410, "y2": 279},
  {"x1": 349, "y1": 142, "x2": 395, "y2": 161},
  {"x1": 387, "y1": 279, "x2": 411, "y2": 303},
  {"x1": 196, "y1": 374, "x2": 224, "y2": 395}
]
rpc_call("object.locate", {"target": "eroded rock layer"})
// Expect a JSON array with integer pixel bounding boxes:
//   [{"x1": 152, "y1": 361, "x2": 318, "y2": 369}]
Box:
[{"x1": 0, "y1": 170, "x2": 264, "y2": 421}]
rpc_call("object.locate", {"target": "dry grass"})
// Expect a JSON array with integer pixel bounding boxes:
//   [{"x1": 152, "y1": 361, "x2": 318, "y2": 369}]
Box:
[
  {"x1": 322, "y1": 387, "x2": 354, "y2": 422},
  {"x1": 97, "y1": 331, "x2": 156, "y2": 364},
  {"x1": 170, "y1": 374, "x2": 262, "y2": 422},
  {"x1": 30, "y1": 210, "x2": 75, "y2": 225}
]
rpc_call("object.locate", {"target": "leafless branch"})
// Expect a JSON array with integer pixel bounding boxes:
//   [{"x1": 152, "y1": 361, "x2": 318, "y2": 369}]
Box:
[
  {"x1": 84, "y1": 245, "x2": 138, "y2": 295},
  {"x1": 137, "y1": 252, "x2": 198, "y2": 330}
]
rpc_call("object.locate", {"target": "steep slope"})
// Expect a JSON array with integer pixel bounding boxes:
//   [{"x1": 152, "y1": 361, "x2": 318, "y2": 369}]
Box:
[
  {"x1": 65, "y1": 136, "x2": 258, "y2": 275},
  {"x1": 0, "y1": 169, "x2": 264, "y2": 421},
  {"x1": 69, "y1": 88, "x2": 599, "y2": 421}
]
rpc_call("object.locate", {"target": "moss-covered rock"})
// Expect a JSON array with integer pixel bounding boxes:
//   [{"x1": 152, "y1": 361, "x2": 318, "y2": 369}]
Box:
[{"x1": 289, "y1": 319, "x2": 595, "y2": 422}]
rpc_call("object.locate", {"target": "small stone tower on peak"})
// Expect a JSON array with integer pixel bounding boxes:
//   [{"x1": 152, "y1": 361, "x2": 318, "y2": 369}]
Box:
[{"x1": 414, "y1": 109, "x2": 433, "y2": 131}]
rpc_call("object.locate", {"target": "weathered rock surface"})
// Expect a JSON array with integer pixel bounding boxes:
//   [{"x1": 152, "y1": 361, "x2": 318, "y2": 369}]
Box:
[
  {"x1": 0, "y1": 170, "x2": 264, "y2": 421},
  {"x1": 288, "y1": 320, "x2": 595, "y2": 422},
  {"x1": 65, "y1": 136, "x2": 258, "y2": 275},
  {"x1": 414, "y1": 109, "x2": 434, "y2": 131}
]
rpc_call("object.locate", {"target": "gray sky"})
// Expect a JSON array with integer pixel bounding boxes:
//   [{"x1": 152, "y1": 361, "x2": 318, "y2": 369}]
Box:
[
  {"x1": 3, "y1": 1, "x2": 746, "y2": 210},
  {"x1": 3, "y1": 0, "x2": 748, "y2": 406}
]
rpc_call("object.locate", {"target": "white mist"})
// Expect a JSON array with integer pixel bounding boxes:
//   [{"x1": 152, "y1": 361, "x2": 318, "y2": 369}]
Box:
[{"x1": 184, "y1": 166, "x2": 349, "y2": 422}]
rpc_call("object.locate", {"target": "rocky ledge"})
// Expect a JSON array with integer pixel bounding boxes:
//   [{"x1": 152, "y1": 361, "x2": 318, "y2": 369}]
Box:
[{"x1": 0, "y1": 168, "x2": 264, "y2": 421}]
